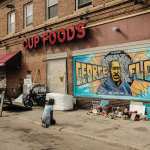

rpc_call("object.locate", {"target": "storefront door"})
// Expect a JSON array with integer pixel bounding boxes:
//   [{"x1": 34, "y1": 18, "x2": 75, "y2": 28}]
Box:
[{"x1": 47, "y1": 58, "x2": 67, "y2": 93}]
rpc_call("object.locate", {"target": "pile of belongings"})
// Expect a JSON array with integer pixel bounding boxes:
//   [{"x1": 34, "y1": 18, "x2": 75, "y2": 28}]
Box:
[{"x1": 89, "y1": 100, "x2": 150, "y2": 121}]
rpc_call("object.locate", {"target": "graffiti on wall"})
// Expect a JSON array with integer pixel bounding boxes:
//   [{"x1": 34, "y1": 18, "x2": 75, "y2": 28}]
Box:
[{"x1": 73, "y1": 49, "x2": 150, "y2": 101}]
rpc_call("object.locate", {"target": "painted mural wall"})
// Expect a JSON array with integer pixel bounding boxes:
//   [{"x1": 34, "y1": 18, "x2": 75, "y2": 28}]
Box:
[{"x1": 73, "y1": 47, "x2": 150, "y2": 101}]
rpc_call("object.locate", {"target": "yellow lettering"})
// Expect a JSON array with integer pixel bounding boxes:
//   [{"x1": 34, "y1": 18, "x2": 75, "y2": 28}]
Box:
[
  {"x1": 144, "y1": 60, "x2": 150, "y2": 81},
  {"x1": 135, "y1": 62, "x2": 143, "y2": 80},
  {"x1": 92, "y1": 65, "x2": 98, "y2": 80},
  {"x1": 129, "y1": 64, "x2": 136, "y2": 78},
  {"x1": 87, "y1": 64, "x2": 93, "y2": 82},
  {"x1": 81, "y1": 63, "x2": 87, "y2": 84},
  {"x1": 76, "y1": 62, "x2": 82, "y2": 85}
]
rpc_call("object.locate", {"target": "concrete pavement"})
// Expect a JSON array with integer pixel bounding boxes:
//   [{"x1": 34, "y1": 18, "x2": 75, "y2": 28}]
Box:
[{"x1": 1, "y1": 106, "x2": 150, "y2": 150}]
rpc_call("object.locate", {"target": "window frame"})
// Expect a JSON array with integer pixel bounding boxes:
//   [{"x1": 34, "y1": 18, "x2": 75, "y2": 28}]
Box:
[
  {"x1": 23, "y1": 2, "x2": 33, "y2": 27},
  {"x1": 46, "y1": 0, "x2": 58, "y2": 20},
  {"x1": 7, "y1": 11, "x2": 15, "y2": 34},
  {"x1": 76, "y1": 0, "x2": 92, "y2": 9}
]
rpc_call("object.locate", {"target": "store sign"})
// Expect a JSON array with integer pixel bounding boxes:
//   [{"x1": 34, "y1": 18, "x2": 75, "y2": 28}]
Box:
[{"x1": 23, "y1": 22, "x2": 86, "y2": 50}]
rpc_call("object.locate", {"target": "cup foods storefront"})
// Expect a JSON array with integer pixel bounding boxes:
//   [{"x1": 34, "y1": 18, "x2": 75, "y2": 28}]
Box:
[
  {"x1": 24, "y1": 12, "x2": 150, "y2": 102},
  {"x1": 24, "y1": 22, "x2": 86, "y2": 95}
]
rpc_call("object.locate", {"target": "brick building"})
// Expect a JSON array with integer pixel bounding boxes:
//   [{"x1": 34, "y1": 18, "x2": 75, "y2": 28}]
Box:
[{"x1": 0, "y1": 0, "x2": 150, "y2": 101}]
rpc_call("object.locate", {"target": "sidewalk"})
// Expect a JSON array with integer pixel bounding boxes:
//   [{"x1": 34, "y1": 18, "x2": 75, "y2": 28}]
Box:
[{"x1": 5, "y1": 106, "x2": 149, "y2": 150}]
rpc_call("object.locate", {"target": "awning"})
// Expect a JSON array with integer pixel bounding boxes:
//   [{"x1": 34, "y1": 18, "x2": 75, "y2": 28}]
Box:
[{"x1": 0, "y1": 51, "x2": 22, "y2": 67}]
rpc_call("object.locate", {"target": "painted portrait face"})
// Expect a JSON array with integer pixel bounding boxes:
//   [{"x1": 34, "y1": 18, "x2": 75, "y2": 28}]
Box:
[{"x1": 110, "y1": 60, "x2": 121, "y2": 85}]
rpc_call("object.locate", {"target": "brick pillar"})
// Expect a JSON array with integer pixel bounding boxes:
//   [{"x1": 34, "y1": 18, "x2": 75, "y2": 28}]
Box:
[{"x1": 66, "y1": 48, "x2": 73, "y2": 95}]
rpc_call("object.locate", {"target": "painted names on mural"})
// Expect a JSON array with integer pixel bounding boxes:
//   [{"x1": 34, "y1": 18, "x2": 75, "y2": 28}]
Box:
[
  {"x1": 76, "y1": 61, "x2": 108, "y2": 85},
  {"x1": 76, "y1": 59, "x2": 150, "y2": 86},
  {"x1": 129, "y1": 60, "x2": 150, "y2": 81}
]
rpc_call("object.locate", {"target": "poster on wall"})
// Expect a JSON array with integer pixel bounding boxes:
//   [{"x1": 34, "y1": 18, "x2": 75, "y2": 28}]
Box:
[{"x1": 73, "y1": 48, "x2": 150, "y2": 101}]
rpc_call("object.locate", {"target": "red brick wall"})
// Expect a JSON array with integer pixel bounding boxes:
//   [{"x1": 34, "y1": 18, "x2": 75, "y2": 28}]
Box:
[
  {"x1": 93, "y1": 0, "x2": 105, "y2": 6},
  {"x1": 0, "y1": 2, "x2": 10, "y2": 37},
  {"x1": 15, "y1": 0, "x2": 45, "y2": 32},
  {"x1": 0, "y1": 0, "x2": 148, "y2": 37},
  {"x1": 0, "y1": 0, "x2": 45, "y2": 37},
  {"x1": 33, "y1": 0, "x2": 45, "y2": 26},
  {"x1": 58, "y1": 0, "x2": 75, "y2": 17},
  {"x1": 0, "y1": 0, "x2": 75, "y2": 37}
]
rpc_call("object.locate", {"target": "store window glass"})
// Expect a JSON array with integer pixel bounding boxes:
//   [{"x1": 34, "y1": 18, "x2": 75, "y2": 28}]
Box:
[
  {"x1": 47, "y1": 0, "x2": 58, "y2": 19},
  {"x1": 77, "y1": 0, "x2": 92, "y2": 9},
  {"x1": 8, "y1": 11, "x2": 15, "y2": 33},
  {"x1": 24, "y1": 2, "x2": 33, "y2": 27}
]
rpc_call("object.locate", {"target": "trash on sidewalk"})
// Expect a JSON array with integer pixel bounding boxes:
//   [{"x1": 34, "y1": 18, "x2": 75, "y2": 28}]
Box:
[
  {"x1": 41, "y1": 98, "x2": 56, "y2": 128},
  {"x1": 11, "y1": 72, "x2": 33, "y2": 108},
  {"x1": 87, "y1": 100, "x2": 150, "y2": 122}
]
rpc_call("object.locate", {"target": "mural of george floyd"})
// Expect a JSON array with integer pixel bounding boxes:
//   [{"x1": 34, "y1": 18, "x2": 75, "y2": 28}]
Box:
[{"x1": 73, "y1": 48, "x2": 150, "y2": 101}]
